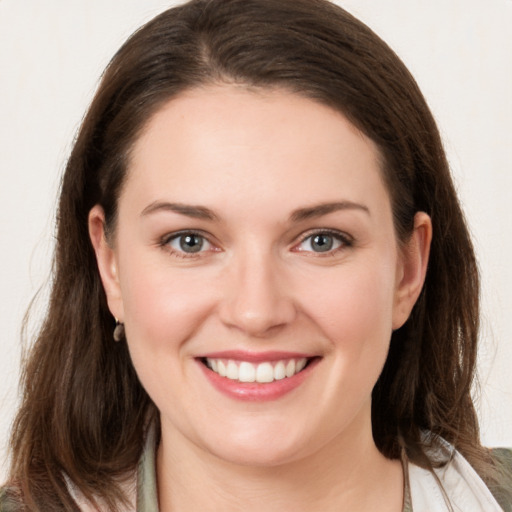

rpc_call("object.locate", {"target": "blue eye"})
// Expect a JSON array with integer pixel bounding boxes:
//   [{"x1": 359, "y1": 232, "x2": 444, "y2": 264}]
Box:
[
  {"x1": 297, "y1": 232, "x2": 348, "y2": 253},
  {"x1": 167, "y1": 232, "x2": 212, "y2": 254}
]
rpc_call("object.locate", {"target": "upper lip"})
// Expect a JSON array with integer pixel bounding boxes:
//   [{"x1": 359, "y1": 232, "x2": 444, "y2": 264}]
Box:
[{"x1": 196, "y1": 350, "x2": 317, "y2": 363}]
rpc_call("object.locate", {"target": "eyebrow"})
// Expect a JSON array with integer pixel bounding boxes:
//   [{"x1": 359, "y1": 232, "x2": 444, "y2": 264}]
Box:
[
  {"x1": 140, "y1": 201, "x2": 219, "y2": 221},
  {"x1": 140, "y1": 200, "x2": 369, "y2": 223},
  {"x1": 289, "y1": 201, "x2": 370, "y2": 222}
]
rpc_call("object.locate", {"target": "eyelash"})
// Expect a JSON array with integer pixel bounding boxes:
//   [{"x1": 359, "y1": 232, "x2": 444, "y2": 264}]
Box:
[
  {"x1": 159, "y1": 230, "x2": 216, "y2": 259},
  {"x1": 293, "y1": 229, "x2": 353, "y2": 256},
  {"x1": 159, "y1": 228, "x2": 353, "y2": 259}
]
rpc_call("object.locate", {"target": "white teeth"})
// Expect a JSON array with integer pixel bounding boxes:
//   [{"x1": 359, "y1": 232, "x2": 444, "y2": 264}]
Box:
[
  {"x1": 296, "y1": 358, "x2": 307, "y2": 372},
  {"x1": 217, "y1": 360, "x2": 227, "y2": 377},
  {"x1": 274, "y1": 361, "x2": 286, "y2": 380},
  {"x1": 285, "y1": 360, "x2": 296, "y2": 378},
  {"x1": 226, "y1": 360, "x2": 238, "y2": 380},
  {"x1": 205, "y1": 357, "x2": 310, "y2": 383},
  {"x1": 239, "y1": 361, "x2": 256, "y2": 382},
  {"x1": 256, "y1": 362, "x2": 274, "y2": 383}
]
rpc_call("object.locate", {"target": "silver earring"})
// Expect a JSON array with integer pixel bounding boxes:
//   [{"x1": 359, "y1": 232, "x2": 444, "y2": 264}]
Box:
[{"x1": 113, "y1": 319, "x2": 125, "y2": 342}]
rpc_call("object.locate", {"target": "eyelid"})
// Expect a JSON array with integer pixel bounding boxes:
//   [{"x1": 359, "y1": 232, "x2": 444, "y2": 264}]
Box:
[
  {"x1": 292, "y1": 228, "x2": 353, "y2": 254},
  {"x1": 160, "y1": 229, "x2": 219, "y2": 257},
  {"x1": 158, "y1": 228, "x2": 352, "y2": 258}
]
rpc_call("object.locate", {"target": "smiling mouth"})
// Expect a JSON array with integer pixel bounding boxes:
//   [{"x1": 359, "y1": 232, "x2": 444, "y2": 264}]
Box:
[{"x1": 201, "y1": 357, "x2": 314, "y2": 384}]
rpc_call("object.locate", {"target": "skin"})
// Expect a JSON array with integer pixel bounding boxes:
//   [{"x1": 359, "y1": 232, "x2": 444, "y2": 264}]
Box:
[{"x1": 89, "y1": 85, "x2": 431, "y2": 511}]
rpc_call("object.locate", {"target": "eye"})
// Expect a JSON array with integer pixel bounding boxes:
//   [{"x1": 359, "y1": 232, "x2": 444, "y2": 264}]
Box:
[
  {"x1": 165, "y1": 232, "x2": 213, "y2": 255},
  {"x1": 295, "y1": 231, "x2": 351, "y2": 254}
]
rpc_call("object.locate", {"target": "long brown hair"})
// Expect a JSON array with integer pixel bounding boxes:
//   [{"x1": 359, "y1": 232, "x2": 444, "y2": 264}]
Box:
[{"x1": 7, "y1": 0, "x2": 495, "y2": 509}]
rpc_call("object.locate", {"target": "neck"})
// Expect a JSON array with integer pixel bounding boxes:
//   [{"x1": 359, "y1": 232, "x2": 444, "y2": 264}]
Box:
[{"x1": 156, "y1": 411, "x2": 403, "y2": 512}]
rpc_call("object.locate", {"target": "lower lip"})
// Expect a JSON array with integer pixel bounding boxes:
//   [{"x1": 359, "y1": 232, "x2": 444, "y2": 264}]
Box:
[{"x1": 197, "y1": 358, "x2": 319, "y2": 401}]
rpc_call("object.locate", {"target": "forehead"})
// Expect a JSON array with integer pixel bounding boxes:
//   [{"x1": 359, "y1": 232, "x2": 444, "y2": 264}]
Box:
[{"x1": 123, "y1": 85, "x2": 389, "y2": 217}]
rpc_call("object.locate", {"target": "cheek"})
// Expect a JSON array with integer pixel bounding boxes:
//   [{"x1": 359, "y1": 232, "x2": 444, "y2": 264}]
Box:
[
  {"x1": 294, "y1": 255, "x2": 397, "y2": 403},
  {"x1": 118, "y1": 257, "x2": 217, "y2": 353},
  {"x1": 297, "y1": 260, "x2": 396, "y2": 346}
]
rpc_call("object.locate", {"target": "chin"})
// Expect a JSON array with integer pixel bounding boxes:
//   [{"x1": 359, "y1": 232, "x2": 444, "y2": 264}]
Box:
[
  {"x1": 202, "y1": 426, "x2": 312, "y2": 468},
  {"x1": 213, "y1": 444, "x2": 303, "y2": 468}
]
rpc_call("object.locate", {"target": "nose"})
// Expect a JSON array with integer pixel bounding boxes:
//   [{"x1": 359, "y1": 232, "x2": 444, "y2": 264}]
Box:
[{"x1": 218, "y1": 251, "x2": 297, "y2": 337}]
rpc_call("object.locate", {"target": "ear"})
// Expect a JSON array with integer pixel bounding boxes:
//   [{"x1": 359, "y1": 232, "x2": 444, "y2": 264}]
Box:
[
  {"x1": 392, "y1": 212, "x2": 432, "y2": 330},
  {"x1": 88, "y1": 205, "x2": 124, "y2": 321}
]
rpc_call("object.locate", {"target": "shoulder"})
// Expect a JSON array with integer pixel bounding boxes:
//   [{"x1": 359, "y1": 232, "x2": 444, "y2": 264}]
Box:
[
  {"x1": 0, "y1": 487, "x2": 23, "y2": 512},
  {"x1": 490, "y1": 448, "x2": 512, "y2": 512},
  {"x1": 492, "y1": 447, "x2": 512, "y2": 469},
  {"x1": 408, "y1": 437, "x2": 510, "y2": 511}
]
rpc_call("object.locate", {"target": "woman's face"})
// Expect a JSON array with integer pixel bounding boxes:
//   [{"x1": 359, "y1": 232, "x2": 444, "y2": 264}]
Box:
[{"x1": 90, "y1": 86, "x2": 430, "y2": 467}]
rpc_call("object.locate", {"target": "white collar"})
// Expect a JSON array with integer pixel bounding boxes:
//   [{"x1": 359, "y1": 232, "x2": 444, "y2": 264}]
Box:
[{"x1": 407, "y1": 439, "x2": 503, "y2": 511}]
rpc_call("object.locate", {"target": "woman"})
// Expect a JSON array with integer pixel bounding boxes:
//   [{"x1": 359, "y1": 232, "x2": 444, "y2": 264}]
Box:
[{"x1": 2, "y1": 0, "x2": 511, "y2": 510}]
